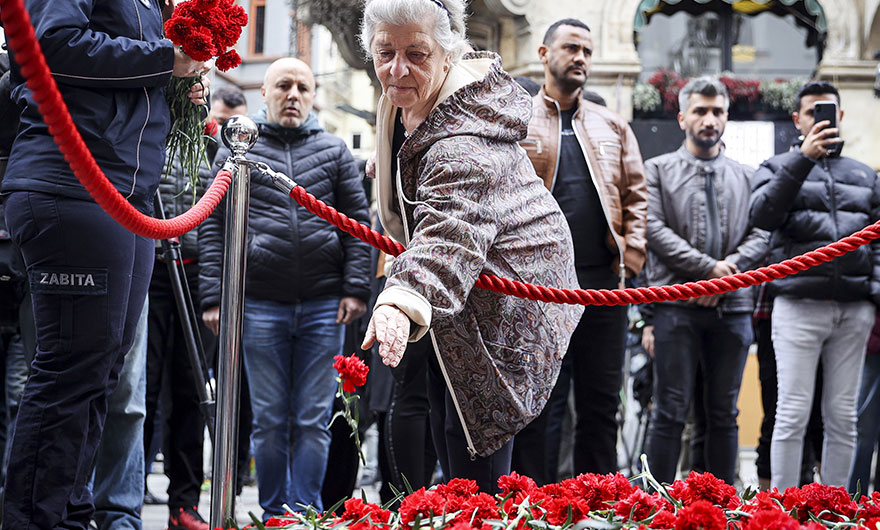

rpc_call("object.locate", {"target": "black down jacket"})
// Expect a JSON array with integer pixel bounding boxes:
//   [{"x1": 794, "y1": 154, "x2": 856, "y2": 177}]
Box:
[
  {"x1": 198, "y1": 113, "x2": 371, "y2": 310},
  {"x1": 750, "y1": 147, "x2": 880, "y2": 304}
]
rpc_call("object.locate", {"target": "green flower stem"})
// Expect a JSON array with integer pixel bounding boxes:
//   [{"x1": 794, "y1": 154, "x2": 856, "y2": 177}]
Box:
[
  {"x1": 165, "y1": 75, "x2": 210, "y2": 204},
  {"x1": 329, "y1": 378, "x2": 366, "y2": 464}
]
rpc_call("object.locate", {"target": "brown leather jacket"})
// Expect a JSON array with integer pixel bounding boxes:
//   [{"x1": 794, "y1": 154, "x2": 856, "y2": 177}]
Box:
[{"x1": 522, "y1": 87, "x2": 648, "y2": 279}]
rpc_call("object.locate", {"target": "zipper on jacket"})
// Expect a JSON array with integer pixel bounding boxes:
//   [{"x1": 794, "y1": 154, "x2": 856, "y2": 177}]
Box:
[
  {"x1": 569, "y1": 107, "x2": 627, "y2": 287},
  {"x1": 822, "y1": 158, "x2": 841, "y2": 292},
  {"x1": 286, "y1": 144, "x2": 301, "y2": 287},
  {"x1": 126, "y1": 0, "x2": 149, "y2": 200},
  {"x1": 395, "y1": 157, "x2": 478, "y2": 459}
]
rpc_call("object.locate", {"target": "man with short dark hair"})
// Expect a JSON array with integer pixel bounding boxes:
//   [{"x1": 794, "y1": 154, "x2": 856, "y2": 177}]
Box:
[
  {"x1": 199, "y1": 58, "x2": 371, "y2": 520},
  {"x1": 514, "y1": 17, "x2": 647, "y2": 483},
  {"x1": 751, "y1": 80, "x2": 880, "y2": 490},
  {"x1": 644, "y1": 76, "x2": 768, "y2": 485}
]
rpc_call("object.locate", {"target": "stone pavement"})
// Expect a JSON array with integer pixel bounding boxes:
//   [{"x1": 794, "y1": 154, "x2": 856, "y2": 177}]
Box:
[{"x1": 140, "y1": 471, "x2": 382, "y2": 530}]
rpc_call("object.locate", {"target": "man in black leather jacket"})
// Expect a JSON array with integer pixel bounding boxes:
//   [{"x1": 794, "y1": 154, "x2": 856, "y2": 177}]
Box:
[
  {"x1": 644, "y1": 77, "x2": 768, "y2": 486},
  {"x1": 750, "y1": 80, "x2": 880, "y2": 491},
  {"x1": 198, "y1": 58, "x2": 371, "y2": 520}
]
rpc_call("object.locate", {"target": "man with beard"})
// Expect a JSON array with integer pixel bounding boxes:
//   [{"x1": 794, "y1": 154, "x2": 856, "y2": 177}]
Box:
[
  {"x1": 750, "y1": 81, "x2": 880, "y2": 490},
  {"x1": 643, "y1": 77, "x2": 768, "y2": 485},
  {"x1": 514, "y1": 18, "x2": 647, "y2": 484},
  {"x1": 198, "y1": 58, "x2": 371, "y2": 519}
]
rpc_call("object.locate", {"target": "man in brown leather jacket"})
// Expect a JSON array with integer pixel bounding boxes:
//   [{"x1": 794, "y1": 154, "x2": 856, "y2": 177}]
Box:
[{"x1": 512, "y1": 18, "x2": 648, "y2": 483}]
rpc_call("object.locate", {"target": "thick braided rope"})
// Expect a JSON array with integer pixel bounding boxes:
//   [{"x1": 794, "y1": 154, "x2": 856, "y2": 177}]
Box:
[
  {"x1": 290, "y1": 185, "x2": 880, "y2": 306},
  {"x1": 0, "y1": 0, "x2": 230, "y2": 239}
]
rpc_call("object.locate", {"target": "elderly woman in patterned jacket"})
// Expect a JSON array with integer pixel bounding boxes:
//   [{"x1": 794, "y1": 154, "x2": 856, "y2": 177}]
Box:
[{"x1": 358, "y1": 0, "x2": 584, "y2": 493}]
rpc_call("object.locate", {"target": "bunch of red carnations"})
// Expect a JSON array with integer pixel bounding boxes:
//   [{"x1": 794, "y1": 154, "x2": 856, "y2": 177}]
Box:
[
  {"x1": 163, "y1": 0, "x2": 247, "y2": 199},
  {"x1": 225, "y1": 468, "x2": 880, "y2": 530}
]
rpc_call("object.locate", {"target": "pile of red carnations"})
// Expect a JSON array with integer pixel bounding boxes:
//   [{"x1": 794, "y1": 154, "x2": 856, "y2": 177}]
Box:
[{"x1": 215, "y1": 469, "x2": 880, "y2": 530}]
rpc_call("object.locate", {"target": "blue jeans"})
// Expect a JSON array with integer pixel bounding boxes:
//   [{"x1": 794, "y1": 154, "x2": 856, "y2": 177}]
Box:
[
  {"x1": 2, "y1": 192, "x2": 153, "y2": 530},
  {"x1": 92, "y1": 300, "x2": 148, "y2": 530},
  {"x1": 645, "y1": 305, "x2": 752, "y2": 485},
  {"x1": 850, "y1": 352, "x2": 880, "y2": 492},
  {"x1": 770, "y1": 296, "x2": 874, "y2": 489},
  {"x1": 242, "y1": 297, "x2": 343, "y2": 518}
]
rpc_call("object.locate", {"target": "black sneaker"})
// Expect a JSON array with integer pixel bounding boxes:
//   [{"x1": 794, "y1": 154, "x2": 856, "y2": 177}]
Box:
[{"x1": 168, "y1": 506, "x2": 209, "y2": 530}]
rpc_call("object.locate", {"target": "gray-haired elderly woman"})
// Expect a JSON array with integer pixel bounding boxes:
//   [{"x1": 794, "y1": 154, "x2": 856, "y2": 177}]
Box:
[{"x1": 358, "y1": 0, "x2": 583, "y2": 492}]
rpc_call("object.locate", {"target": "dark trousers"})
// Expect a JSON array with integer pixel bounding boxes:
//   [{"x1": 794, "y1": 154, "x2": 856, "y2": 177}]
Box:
[
  {"x1": 645, "y1": 305, "x2": 751, "y2": 485},
  {"x1": 385, "y1": 335, "x2": 436, "y2": 493},
  {"x1": 2, "y1": 192, "x2": 153, "y2": 530},
  {"x1": 512, "y1": 267, "x2": 626, "y2": 483},
  {"x1": 426, "y1": 343, "x2": 512, "y2": 494},
  {"x1": 145, "y1": 262, "x2": 213, "y2": 509}
]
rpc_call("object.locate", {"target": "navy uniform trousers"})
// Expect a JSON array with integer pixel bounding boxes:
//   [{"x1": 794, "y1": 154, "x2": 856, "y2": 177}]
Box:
[{"x1": 2, "y1": 191, "x2": 153, "y2": 530}]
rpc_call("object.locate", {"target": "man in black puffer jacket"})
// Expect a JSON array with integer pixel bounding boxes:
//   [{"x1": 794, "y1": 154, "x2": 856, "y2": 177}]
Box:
[
  {"x1": 751, "y1": 80, "x2": 880, "y2": 491},
  {"x1": 198, "y1": 58, "x2": 371, "y2": 520}
]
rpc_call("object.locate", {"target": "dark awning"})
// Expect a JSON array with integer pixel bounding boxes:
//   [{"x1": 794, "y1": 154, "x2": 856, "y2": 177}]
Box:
[{"x1": 634, "y1": 0, "x2": 826, "y2": 43}]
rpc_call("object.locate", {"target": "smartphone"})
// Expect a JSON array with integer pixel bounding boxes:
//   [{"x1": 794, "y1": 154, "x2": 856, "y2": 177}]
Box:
[{"x1": 813, "y1": 101, "x2": 840, "y2": 156}]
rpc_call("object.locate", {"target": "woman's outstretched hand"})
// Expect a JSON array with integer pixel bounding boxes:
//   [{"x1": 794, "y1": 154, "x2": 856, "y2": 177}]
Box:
[{"x1": 361, "y1": 304, "x2": 410, "y2": 367}]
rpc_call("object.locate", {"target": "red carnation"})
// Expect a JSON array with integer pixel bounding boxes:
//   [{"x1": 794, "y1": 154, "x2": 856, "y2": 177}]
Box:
[
  {"x1": 333, "y1": 354, "x2": 369, "y2": 393},
  {"x1": 399, "y1": 488, "x2": 446, "y2": 525},
  {"x1": 615, "y1": 489, "x2": 669, "y2": 522},
  {"x1": 497, "y1": 471, "x2": 537, "y2": 496},
  {"x1": 859, "y1": 492, "x2": 880, "y2": 520},
  {"x1": 216, "y1": 49, "x2": 241, "y2": 72},
  {"x1": 782, "y1": 483, "x2": 858, "y2": 523},
  {"x1": 680, "y1": 471, "x2": 741, "y2": 509},
  {"x1": 743, "y1": 509, "x2": 801, "y2": 530},
  {"x1": 450, "y1": 492, "x2": 499, "y2": 526},
  {"x1": 182, "y1": 27, "x2": 216, "y2": 61},
  {"x1": 648, "y1": 509, "x2": 678, "y2": 529},
  {"x1": 435, "y1": 477, "x2": 479, "y2": 504},
  {"x1": 673, "y1": 500, "x2": 726, "y2": 530},
  {"x1": 338, "y1": 498, "x2": 392, "y2": 530}
]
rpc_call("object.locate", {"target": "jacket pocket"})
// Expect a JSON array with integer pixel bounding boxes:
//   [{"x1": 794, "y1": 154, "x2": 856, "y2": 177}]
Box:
[
  {"x1": 518, "y1": 139, "x2": 548, "y2": 181},
  {"x1": 596, "y1": 140, "x2": 622, "y2": 160}
]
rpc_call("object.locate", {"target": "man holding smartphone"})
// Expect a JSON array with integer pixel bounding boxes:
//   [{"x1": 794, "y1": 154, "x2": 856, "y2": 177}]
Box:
[{"x1": 751, "y1": 80, "x2": 880, "y2": 490}]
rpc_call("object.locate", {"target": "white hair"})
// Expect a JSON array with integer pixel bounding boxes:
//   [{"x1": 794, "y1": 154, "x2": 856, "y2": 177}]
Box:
[{"x1": 359, "y1": 0, "x2": 470, "y2": 62}]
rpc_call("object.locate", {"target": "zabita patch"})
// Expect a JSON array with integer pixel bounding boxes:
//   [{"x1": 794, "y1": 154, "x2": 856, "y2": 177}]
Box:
[{"x1": 29, "y1": 268, "x2": 108, "y2": 295}]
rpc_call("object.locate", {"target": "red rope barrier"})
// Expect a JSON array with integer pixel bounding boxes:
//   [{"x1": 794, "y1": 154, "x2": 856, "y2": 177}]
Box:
[
  {"x1": 7, "y1": 0, "x2": 879, "y2": 306},
  {"x1": 0, "y1": 0, "x2": 229, "y2": 239},
  {"x1": 289, "y1": 185, "x2": 880, "y2": 307}
]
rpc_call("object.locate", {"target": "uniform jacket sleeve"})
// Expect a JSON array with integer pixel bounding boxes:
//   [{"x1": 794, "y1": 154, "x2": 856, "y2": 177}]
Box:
[
  {"x1": 383, "y1": 150, "x2": 498, "y2": 328},
  {"x1": 750, "y1": 149, "x2": 815, "y2": 232},
  {"x1": 646, "y1": 159, "x2": 716, "y2": 279},
  {"x1": 28, "y1": 0, "x2": 174, "y2": 89},
  {"x1": 333, "y1": 144, "x2": 373, "y2": 303},
  {"x1": 619, "y1": 120, "x2": 649, "y2": 276}
]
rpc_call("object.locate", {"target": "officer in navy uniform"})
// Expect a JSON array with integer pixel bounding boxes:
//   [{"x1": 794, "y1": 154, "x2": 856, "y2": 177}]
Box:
[{"x1": 0, "y1": 0, "x2": 207, "y2": 527}]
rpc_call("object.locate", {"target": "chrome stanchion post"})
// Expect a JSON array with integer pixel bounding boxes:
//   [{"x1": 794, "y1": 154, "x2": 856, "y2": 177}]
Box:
[{"x1": 210, "y1": 115, "x2": 258, "y2": 530}]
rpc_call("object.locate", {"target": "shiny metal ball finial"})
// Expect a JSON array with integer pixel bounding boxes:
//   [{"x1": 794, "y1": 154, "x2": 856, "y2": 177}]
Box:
[{"x1": 221, "y1": 115, "x2": 259, "y2": 156}]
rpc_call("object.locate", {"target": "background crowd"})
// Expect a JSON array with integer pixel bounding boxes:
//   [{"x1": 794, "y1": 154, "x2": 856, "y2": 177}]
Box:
[{"x1": 0, "y1": 0, "x2": 879, "y2": 529}]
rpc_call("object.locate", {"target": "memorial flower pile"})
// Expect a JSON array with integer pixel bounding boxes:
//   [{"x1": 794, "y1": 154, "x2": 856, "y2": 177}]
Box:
[
  {"x1": 221, "y1": 468, "x2": 880, "y2": 530},
  {"x1": 163, "y1": 0, "x2": 247, "y2": 196}
]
